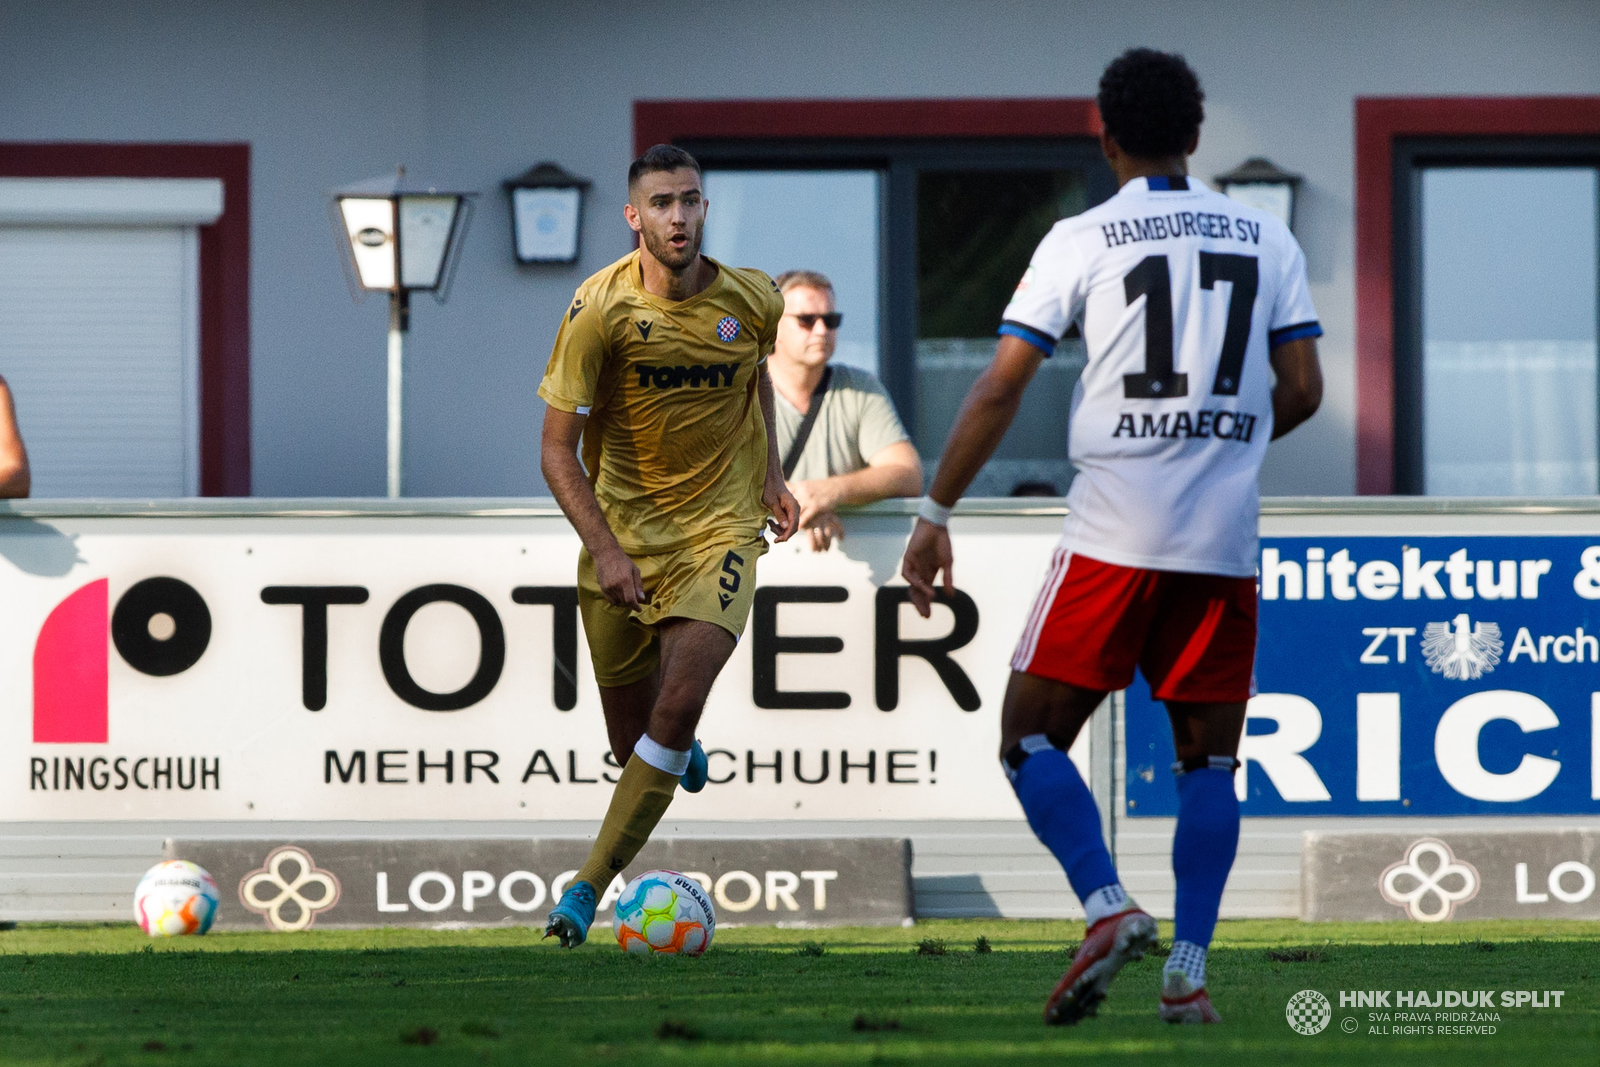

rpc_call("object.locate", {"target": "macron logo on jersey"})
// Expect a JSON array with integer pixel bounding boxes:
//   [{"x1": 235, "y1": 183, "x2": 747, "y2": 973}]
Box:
[{"x1": 1101, "y1": 211, "x2": 1263, "y2": 249}]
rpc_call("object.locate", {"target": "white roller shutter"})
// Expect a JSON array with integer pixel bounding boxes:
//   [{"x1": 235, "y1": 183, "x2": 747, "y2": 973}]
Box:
[{"x1": 0, "y1": 178, "x2": 222, "y2": 497}]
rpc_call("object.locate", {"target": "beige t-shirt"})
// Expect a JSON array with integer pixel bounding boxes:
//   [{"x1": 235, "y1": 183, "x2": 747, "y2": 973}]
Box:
[{"x1": 774, "y1": 364, "x2": 912, "y2": 482}]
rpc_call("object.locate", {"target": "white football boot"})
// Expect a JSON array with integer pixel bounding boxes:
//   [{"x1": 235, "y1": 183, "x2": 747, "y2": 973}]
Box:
[{"x1": 1159, "y1": 969, "x2": 1222, "y2": 1024}]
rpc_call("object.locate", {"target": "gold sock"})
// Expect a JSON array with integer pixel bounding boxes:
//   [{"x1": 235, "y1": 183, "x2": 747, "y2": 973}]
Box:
[{"x1": 571, "y1": 753, "x2": 679, "y2": 895}]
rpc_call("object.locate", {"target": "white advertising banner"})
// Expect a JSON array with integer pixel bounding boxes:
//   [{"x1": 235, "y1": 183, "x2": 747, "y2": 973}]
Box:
[{"x1": 7, "y1": 504, "x2": 1071, "y2": 822}]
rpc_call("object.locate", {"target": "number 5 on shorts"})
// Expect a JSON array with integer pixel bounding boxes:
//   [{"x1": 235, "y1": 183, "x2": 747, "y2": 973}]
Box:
[{"x1": 719, "y1": 551, "x2": 745, "y2": 593}]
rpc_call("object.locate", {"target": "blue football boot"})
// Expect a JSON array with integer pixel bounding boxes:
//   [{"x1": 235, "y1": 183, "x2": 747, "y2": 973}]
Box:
[
  {"x1": 543, "y1": 880, "x2": 597, "y2": 948},
  {"x1": 681, "y1": 739, "x2": 709, "y2": 793}
]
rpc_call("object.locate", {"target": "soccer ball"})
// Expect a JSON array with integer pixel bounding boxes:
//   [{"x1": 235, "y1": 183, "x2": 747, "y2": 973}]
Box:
[
  {"x1": 613, "y1": 870, "x2": 715, "y2": 956},
  {"x1": 134, "y1": 860, "x2": 219, "y2": 937}
]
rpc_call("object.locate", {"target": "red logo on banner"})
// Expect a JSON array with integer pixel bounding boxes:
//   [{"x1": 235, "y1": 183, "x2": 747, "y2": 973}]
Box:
[{"x1": 32, "y1": 579, "x2": 109, "y2": 743}]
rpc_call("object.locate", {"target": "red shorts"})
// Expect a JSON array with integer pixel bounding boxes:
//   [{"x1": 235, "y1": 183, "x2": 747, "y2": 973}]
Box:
[{"x1": 1011, "y1": 549, "x2": 1258, "y2": 703}]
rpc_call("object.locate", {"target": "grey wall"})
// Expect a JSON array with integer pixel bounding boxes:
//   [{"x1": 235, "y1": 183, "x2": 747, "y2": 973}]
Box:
[{"x1": 3, "y1": 0, "x2": 1598, "y2": 496}]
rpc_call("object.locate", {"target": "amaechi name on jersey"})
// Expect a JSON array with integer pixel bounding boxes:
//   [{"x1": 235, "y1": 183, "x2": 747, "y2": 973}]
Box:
[{"x1": 1110, "y1": 409, "x2": 1260, "y2": 442}]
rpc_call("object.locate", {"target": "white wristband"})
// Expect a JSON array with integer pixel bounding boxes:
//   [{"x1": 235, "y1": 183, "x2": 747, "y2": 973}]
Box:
[{"x1": 917, "y1": 497, "x2": 953, "y2": 527}]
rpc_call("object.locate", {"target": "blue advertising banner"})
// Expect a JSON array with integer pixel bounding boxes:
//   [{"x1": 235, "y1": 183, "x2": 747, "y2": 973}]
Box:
[{"x1": 1125, "y1": 536, "x2": 1600, "y2": 817}]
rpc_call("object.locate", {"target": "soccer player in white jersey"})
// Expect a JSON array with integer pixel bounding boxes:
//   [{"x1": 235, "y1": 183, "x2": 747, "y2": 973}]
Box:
[{"x1": 900, "y1": 48, "x2": 1323, "y2": 1026}]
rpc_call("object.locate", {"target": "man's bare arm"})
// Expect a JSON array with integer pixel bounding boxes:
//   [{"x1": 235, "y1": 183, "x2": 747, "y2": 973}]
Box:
[
  {"x1": 1268, "y1": 337, "x2": 1323, "y2": 440},
  {"x1": 793, "y1": 440, "x2": 922, "y2": 519},
  {"x1": 0, "y1": 377, "x2": 30, "y2": 498},
  {"x1": 792, "y1": 441, "x2": 922, "y2": 552},
  {"x1": 756, "y1": 364, "x2": 800, "y2": 542},
  {"x1": 540, "y1": 406, "x2": 645, "y2": 608},
  {"x1": 901, "y1": 335, "x2": 1045, "y2": 615}
]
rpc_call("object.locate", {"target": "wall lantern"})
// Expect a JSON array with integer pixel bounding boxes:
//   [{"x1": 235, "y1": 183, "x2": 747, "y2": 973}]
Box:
[
  {"x1": 1214, "y1": 157, "x2": 1302, "y2": 233},
  {"x1": 330, "y1": 167, "x2": 474, "y2": 498},
  {"x1": 504, "y1": 162, "x2": 590, "y2": 264}
]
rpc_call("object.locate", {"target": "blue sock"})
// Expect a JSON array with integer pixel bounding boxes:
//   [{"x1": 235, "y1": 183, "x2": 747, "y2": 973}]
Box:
[
  {"x1": 1171, "y1": 763, "x2": 1240, "y2": 948},
  {"x1": 1007, "y1": 737, "x2": 1119, "y2": 903}
]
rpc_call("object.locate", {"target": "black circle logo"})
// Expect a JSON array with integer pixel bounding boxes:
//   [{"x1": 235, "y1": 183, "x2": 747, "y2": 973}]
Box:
[{"x1": 112, "y1": 577, "x2": 211, "y2": 676}]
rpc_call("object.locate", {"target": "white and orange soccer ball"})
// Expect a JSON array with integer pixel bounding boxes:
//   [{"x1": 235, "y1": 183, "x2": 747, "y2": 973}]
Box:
[
  {"x1": 613, "y1": 870, "x2": 714, "y2": 956},
  {"x1": 133, "y1": 860, "x2": 218, "y2": 937}
]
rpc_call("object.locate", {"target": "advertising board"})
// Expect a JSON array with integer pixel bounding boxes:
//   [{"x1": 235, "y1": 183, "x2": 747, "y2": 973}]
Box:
[
  {"x1": 1302, "y1": 829, "x2": 1600, "y2": 921},
  {"x1": 18, "y1": 505, "x2": 1600, "y2": 832},
  {"x1": 165, "y1": 836, "x2": 914, "y2": 929},
  {"x1": 1128, "y1": 535, "x2": 1600, "y2": 817},
  {"x1": 8, "y1": 507, "x2": 1069, "y2": 823}
]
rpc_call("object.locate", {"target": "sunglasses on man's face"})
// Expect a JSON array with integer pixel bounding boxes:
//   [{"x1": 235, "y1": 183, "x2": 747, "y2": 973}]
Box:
[{"x1": 788, "y1": 312, "x2": 843, "y2": 330}]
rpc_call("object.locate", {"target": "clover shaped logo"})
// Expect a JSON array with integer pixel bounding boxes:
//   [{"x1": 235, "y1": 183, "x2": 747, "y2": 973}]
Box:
[
  {"x1": 1379, "y1": 838, "x2": 1479, "y2": 922},
  {"x1": 239, "y1": 845, "x2": 341, "y2": 931}
]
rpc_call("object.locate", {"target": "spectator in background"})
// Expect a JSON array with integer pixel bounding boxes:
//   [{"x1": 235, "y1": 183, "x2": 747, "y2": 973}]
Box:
[
  {"x1": 0, "y1": 376, "x2": 31, "y2": 497},
  {"x1": 770, "y1": 270, "x2": 922, "y2": 551}
]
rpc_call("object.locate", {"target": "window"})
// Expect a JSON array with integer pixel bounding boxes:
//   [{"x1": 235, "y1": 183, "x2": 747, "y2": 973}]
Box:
[
  {"x1": 685, "y1": 138, "x2": 1113, "y2": 495},
  {"x1": 1421, "y1": 167, "x2": 1597, "y2": 494},
  {"x1": 915, "y1": 167, "x2": 1097, "y2": 495},
  {"x1": 1392, "y1": 137, "x2": 1600, "y2": 495},
  {"x1": 701, "y1": 169, "x2": 880, "y2": 375},
  {"x1": 0, "y1": 178, "x2": 222, "y2": 496}
]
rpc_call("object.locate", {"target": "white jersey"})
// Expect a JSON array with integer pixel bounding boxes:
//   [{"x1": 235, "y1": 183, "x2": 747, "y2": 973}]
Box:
[{"x1": 1000, "y1": 175, "x2": 1320, "y2": 577}]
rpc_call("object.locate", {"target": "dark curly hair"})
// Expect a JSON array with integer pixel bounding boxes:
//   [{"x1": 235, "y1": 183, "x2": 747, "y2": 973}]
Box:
[{"x1": 1097, "y1": 48, "x2": 1205, "y2": 159}]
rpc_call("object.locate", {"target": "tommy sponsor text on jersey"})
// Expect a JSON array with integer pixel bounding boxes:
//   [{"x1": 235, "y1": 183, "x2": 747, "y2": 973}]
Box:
[{"x1": 1000, "y1": 175, "x2": 1321, "y2": 577}]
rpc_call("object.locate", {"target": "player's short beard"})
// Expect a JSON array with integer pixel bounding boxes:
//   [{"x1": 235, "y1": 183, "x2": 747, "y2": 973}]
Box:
[{"x1": 641, "y1": 220, "x2": 702, "y2": 272}]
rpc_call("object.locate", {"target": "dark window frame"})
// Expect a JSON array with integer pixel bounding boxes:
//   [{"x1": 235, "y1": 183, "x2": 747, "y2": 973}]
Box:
[
  {"x1": 678, "y1": 138, "x2": 1114, "y2": 434},
  {"x1": 634, "y1": 99, "x2": 1106, "y2": 442},
  {"x1": 1391, "y1": 136, "x2": 1600, "y2": 494}
]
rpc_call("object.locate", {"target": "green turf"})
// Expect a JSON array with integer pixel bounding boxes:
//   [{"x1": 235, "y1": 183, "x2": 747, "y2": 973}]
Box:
[{"x1": 1, "y1": 919, "x2": 1595, "y2": 1065}]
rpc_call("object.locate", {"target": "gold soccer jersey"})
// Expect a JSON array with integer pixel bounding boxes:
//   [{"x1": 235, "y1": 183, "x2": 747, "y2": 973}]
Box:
[{"x1": 539, "y1": 250, "x2": 784, "y2": 554}]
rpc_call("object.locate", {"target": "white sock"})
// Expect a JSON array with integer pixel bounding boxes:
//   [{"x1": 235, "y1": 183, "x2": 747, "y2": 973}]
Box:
[
  {"x1": 632, "y1": 734, "x2": 690, "y2": 777},
  {"x1": 1082, "y1": 883, "x2": 1130, "y2": 925},
  {"x1": 1164, "y1": 939, "x2": 1207, "y2": 989}
]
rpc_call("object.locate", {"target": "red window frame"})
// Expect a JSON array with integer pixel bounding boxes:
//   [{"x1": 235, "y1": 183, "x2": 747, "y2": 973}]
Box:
[
  {"x1": 0, "y1": 143, "x2": 250, "y2": 496},
  {"x1": 634, "y1": 98, "x2": 1100, "y2": 153},
  {"x1": 1355, "y1": 98, "x2": 1600, "y2": 495}
]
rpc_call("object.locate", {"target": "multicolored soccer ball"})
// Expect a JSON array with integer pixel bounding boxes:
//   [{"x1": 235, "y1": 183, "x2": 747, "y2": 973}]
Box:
[
  {"x1": 134, "y1": 860, "x2": 219, "y2": 937},
  {"x1": 613, "y1": 870, "x2": 715, "y2": 956}
]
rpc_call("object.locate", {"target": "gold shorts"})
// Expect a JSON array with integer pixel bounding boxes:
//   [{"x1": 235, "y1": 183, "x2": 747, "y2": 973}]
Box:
[{"x1": 577, "y1": 536, "x2": 767, "y2": 687}]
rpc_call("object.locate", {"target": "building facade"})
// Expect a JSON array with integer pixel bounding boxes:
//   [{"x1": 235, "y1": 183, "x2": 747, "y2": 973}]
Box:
[{"x1": 0, "y1": 0, "x2": 1597, "y2": 498}]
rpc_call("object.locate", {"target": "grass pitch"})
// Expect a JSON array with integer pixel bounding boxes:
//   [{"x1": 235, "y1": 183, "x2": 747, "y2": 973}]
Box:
[{"x1": 1, "y1": 919, "x2": 1596, "y2": 1065}]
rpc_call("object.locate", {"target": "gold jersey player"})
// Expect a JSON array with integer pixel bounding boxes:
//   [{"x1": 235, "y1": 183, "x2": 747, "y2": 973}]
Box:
[{"x1": 539, "y1": 145, "x2": 799, "y2": 946}]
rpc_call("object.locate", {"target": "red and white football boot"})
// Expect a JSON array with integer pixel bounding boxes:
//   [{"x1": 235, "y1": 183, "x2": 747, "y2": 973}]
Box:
[
  {"x1": 1043, "y1": 908, "x2": 1159, "y2": 1025},
  {"x1": 1158, "y1": 970, "x2": 1223, "y2": 1024}
]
